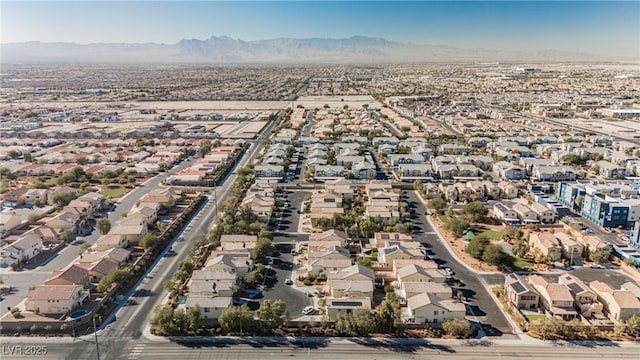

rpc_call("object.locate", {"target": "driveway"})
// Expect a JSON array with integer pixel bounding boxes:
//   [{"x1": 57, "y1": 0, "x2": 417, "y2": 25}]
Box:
[{"x1": 405, "y1": 190, "x2": 513, "y2": 333}]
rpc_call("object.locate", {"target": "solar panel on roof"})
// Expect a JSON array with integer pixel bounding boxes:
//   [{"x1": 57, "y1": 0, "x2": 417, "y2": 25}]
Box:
[
  {"x1": 511, "y1": 282, "x2": 526, "y2": 294},
  {"x1": 567, "y1": 282, "x2": 584, "y2": 294}
]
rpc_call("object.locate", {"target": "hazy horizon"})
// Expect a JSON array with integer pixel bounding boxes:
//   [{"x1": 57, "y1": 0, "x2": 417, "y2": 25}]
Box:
[{"x1": 2, "y1": 1, "x2": 639, "y2": 58}]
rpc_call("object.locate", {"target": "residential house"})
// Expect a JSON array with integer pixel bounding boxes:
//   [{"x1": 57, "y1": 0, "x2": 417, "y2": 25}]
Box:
[
  {"x1": 590, "y1": 280, "x2": 640, "y2": 322},
  {"x1": 325, "y1": 264, "x2": 375, "y2": 299},
  {"x1": 309, "y1": 229, "x2": 349, "y2": 250},
  {"x1": 25, "y1": 285, "x2": 87, "y2": 315},
  {"x1": 528, "y1": 275, "x2": 578, "y2": 320},
  {"x1": 0, "y1": 212, "x2": 23, "y2": 235},
  {"x1": 219, "y1": 234, "x2": 258, "y2": 254},
  {"x1": 184, "y1": 295, "x2": 232, "y2": 321},
  {"x1": 512, "y1": 203, "x2": 539, "y2": 224},
  {"x1": 377, "y1": 243, "x2": 425, "y2": 266},
  {"x1": 399, "y1": 164, "x2": 432, "y2": 180},
  {"x1": 254, "y1": 165, "x2": 284, "y2": 180},
  {"x1": 403, "y1": 293, "x2": 466, "y2": 324},
  {"x1": 504, "y1": 274, "x2": 539, "y2": 310},
  {"x1": 45, "y1": 264, "x2": 90, "y2": 287},
  {"x1": 530, "y1": 202, "x2": 556, "y2": 224},
  {"x1": 306, "y1": 246, "x2": 352, "y2": 277},
  {"x1": 352, "y1": 161, "x2": 376, "y2": 179},
  {"x1": 396, "y1": 263, "x2": 446, "y2": 285},
  {"x1": 555, "y1": 232, "x2": 583, "y2": 264},
  {"x1": 0, "y1": 234, "x2": 43, "y2": 266},
  {"x1": 325, "y1": 297, "x2": 372, "y2": 321},
  {"x1": 577, "y1": 235, "x2": 611, "y2": 260},
  {"x1": 529, "y1": 232, "x2": 562, "y2": 262},
  {"x1": 93, "y1": 234, "x2": 127, "y2": 251},
  {"x1": 110, "y1": 224, "x2": 147, "y2": 245},
  {"x1": 493, "y1": 203, "x2": 520, "y2": 226},
  {"x1": 498, "y1": 181, "x2": 519, "y2": 199},
  {"x1": 558, "y1": 274, "x2": 603, "y2": 318},
  {"x1": 76, "y1": 258, "x2": 119, "y2": 283}
]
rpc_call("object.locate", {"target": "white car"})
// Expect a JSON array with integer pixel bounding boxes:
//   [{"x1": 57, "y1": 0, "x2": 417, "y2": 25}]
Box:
[
  {"x1": 444, "y1": 267, "x2": 454, "y2": 277},
  {"x1": 302, "y1": 306, "x2": 314, "y2": 315}
]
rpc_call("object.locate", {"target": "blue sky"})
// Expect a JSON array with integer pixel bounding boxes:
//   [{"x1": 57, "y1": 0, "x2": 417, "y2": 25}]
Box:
[{"x1": 2, "y1": 1, "x2": 639, "y2": 56}]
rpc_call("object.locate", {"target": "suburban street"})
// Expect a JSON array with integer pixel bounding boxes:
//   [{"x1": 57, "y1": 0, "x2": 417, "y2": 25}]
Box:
[{"x1": 404, "y1": 190, "x2": 513, "y2": 334}]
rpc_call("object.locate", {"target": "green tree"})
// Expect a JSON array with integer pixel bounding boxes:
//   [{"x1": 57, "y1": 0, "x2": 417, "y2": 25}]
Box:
[
  {"x1": 444, "y1": 217, "x2": 470, "y2": 238},
  {"x1": 256, "y1": 299, "x2": 286, "y2": 330},
  {"x1": 60, "y1": 229, "x2": 74, "y2": 243},
  {"x1": 512, "y1": 239, "x2": 529, "y2": 258},
  {"x1": 427, "y1": 197, "x2": 448, "y2": 214},
  {"x1": 97, "y1": 218, "x2": 111, "y2": 235},
  {"x1": 185, "y1": 305, "x2": 201, "y2": 333},
  {"x1": 51, "y1": 192, "x2": 77, "y2": 207},
  {"x1": 482, "y1": 244, "x2": 510, "y2": 266},
  {"x1": 465, "y1": 234, "x2": 490, "y2": 258},
  {"x1": 459, "y1": 201, "x2": 488, "y2": 223},
  {"x1": 218, "y1": 305, "x2": 255, "y2": 334},
  {"x1": 589, "y1": 250, "x2": 604, "y2": 264},
  {"x1": 253, "y1": 237, "x2": 275, "y2": 260},
  {"x1": 442, "y1": 319, "x2": 474, "y2": 339},
  {"x1": 574, "y1": 195, "x2": 585, "y2": 209},
  {"x1": 75, "y1": 156, "x2": 88, "y2": 165},
  {"x1": 198, "y1": 140, "x2": 212, "y2": 158},
  {"x1": 97, "y1": 268, "x2": 130, "y2": 292},
  {"x1": 139, "y1": 233, "x2": 160, "y2": 249}
]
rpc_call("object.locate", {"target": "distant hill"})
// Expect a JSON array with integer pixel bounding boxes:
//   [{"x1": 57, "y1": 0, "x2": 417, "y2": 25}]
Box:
[{"x1": 0, "y1": 35, "x2": 609, "y2": 64}]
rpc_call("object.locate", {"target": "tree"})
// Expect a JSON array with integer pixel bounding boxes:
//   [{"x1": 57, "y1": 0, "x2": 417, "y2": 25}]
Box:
[
  {"x1": 75, "y1": 156, "x2": 88, "y2": 165},
  {"x1": 512, "y1": 239, "x2": 529, "y2": 258},
  {"x1": 427, "y1": 197, "x2": 447, "y2": 214},
  {"x1": 625, "y1": 314, "x2": 640, "y2": 338},
  {"x1": 51, "y1": 192, "x2": 77, "y2": 207},
  {"x1": 482, "y1": 244, "x2": 510, "y2": 266},
  {"x1": 465, "y1": 234, "x2": 490, "y2": 258},
  {"x1": 198, "y1": 140, "x2": 212, "y2": 158},
  {"x1": 252, "y1": 237, "x2": 275, "y2": 260},
  {"x1": 574, "y1": 195, "x2": 585, "y2": 209},
  {"x1": 442, "y1": 319, "x2": 474, "y2": 339},
  {"x1": 444, "y1": 217, "x2": 470, "y2": 238},
  {"x1": 502, "y1": 226, "x2": 523, "y2": 242},
  {"x1": 185, "y1": 305, "x2": 201, "y2": 333},
  {"x1": 257, "y1": 299, "x2": 286, "y2": 330},
  {"x1": 139, "y1": 233, "x2": 160, "y2": 249},
  {"x1": 97, "y1": 218, "x2": 111, "y2": 235},
  {"x1": 589, "y1": 250, "x2": 604, "y2": 264},
  {"x1": 218, "y1": 305, "x2": 255, "y2": 334},
  {"x1": 60, "y1": 229, "x2": 74, "y2": 243},
  {"x1": 459, "y1": 201, "x2": 488, "y2": 223},
  {"x1": 97, "y1": 268, "x2": 130, "y2": 292}
]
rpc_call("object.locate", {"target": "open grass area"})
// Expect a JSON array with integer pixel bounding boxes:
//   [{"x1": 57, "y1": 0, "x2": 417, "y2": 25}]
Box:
[
  {"x1": 472, "y1": 229, "x2": 502, "y2": 240},
  {"x1": 511, "y1": 257, "x2": 534, "y2": 271},
  {"x1": 525, "y1": 314, "x2": 547, "y2": 322},
  {"x1": 100, "y1": 187, "x2": 128, "y2": 199}
]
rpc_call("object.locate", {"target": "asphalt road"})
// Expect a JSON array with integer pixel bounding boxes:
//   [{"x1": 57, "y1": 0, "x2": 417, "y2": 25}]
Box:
[
  {"x1": 261, "y1": 243, "x2": 313, "y2": 318},
  {"x1": 404, "y1": 190, "x2": 512, "y2": 333},
  {"x1": 2, "y1": 336, "x2": 638, "y2": 360}
]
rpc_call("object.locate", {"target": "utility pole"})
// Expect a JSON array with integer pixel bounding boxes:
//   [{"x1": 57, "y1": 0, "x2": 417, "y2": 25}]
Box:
[{"x1": 93, "y1": 316, "x2": 101, "y2": 360}]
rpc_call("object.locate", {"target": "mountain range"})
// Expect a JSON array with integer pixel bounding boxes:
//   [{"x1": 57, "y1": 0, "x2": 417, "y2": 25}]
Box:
[{"x1": 0, "y1": 35, "x2": 607, "y2": 64}]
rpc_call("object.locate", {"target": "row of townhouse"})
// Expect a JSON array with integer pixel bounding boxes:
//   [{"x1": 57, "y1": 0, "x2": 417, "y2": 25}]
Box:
[
  {"x1": 506, "y1": 273, "x2": 640, "y2": 323},
  {"x1": 21, "y1": 189, "x2": 183, "y2": 314},
  {"x1": 1, "y1": 192, "x2": 105, "y2": 267},
  {"x1": 493, "y1": 201, "x2": 557, "y2": 226},
  {"x1": 182, "y1": 234, "x2": 259, "y2": 319},
  {"x1": 557, "y1": 181, "x2": 640, "y2": 230},
  {"x1": 242, "y1": 181, "x2": 277, "y2": 222},
  {"x1": 302, "y1": 228, "x2": 461, "y2": 325},
  {"x1": 529, "y1": 230, "x2": 611, "y2": 263}
]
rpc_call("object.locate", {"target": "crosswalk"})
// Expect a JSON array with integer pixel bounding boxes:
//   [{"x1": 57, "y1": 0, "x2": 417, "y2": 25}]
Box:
[{"x1": 128, "y1": 343, "x2": 145, "y2": 360}]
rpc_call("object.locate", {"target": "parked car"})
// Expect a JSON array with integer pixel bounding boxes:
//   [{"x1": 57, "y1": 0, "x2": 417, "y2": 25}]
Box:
[
  {"x1": 285, "y1": 279, "x2": 293, "y2": 285},
  {"x1": 302, "y1": 306, "x2": 314, "y2": 315}
]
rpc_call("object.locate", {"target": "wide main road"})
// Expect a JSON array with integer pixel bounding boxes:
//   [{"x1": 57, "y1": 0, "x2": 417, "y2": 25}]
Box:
[{"x1": 1, "y1": 336, "x2": 638, "y2": 360}]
